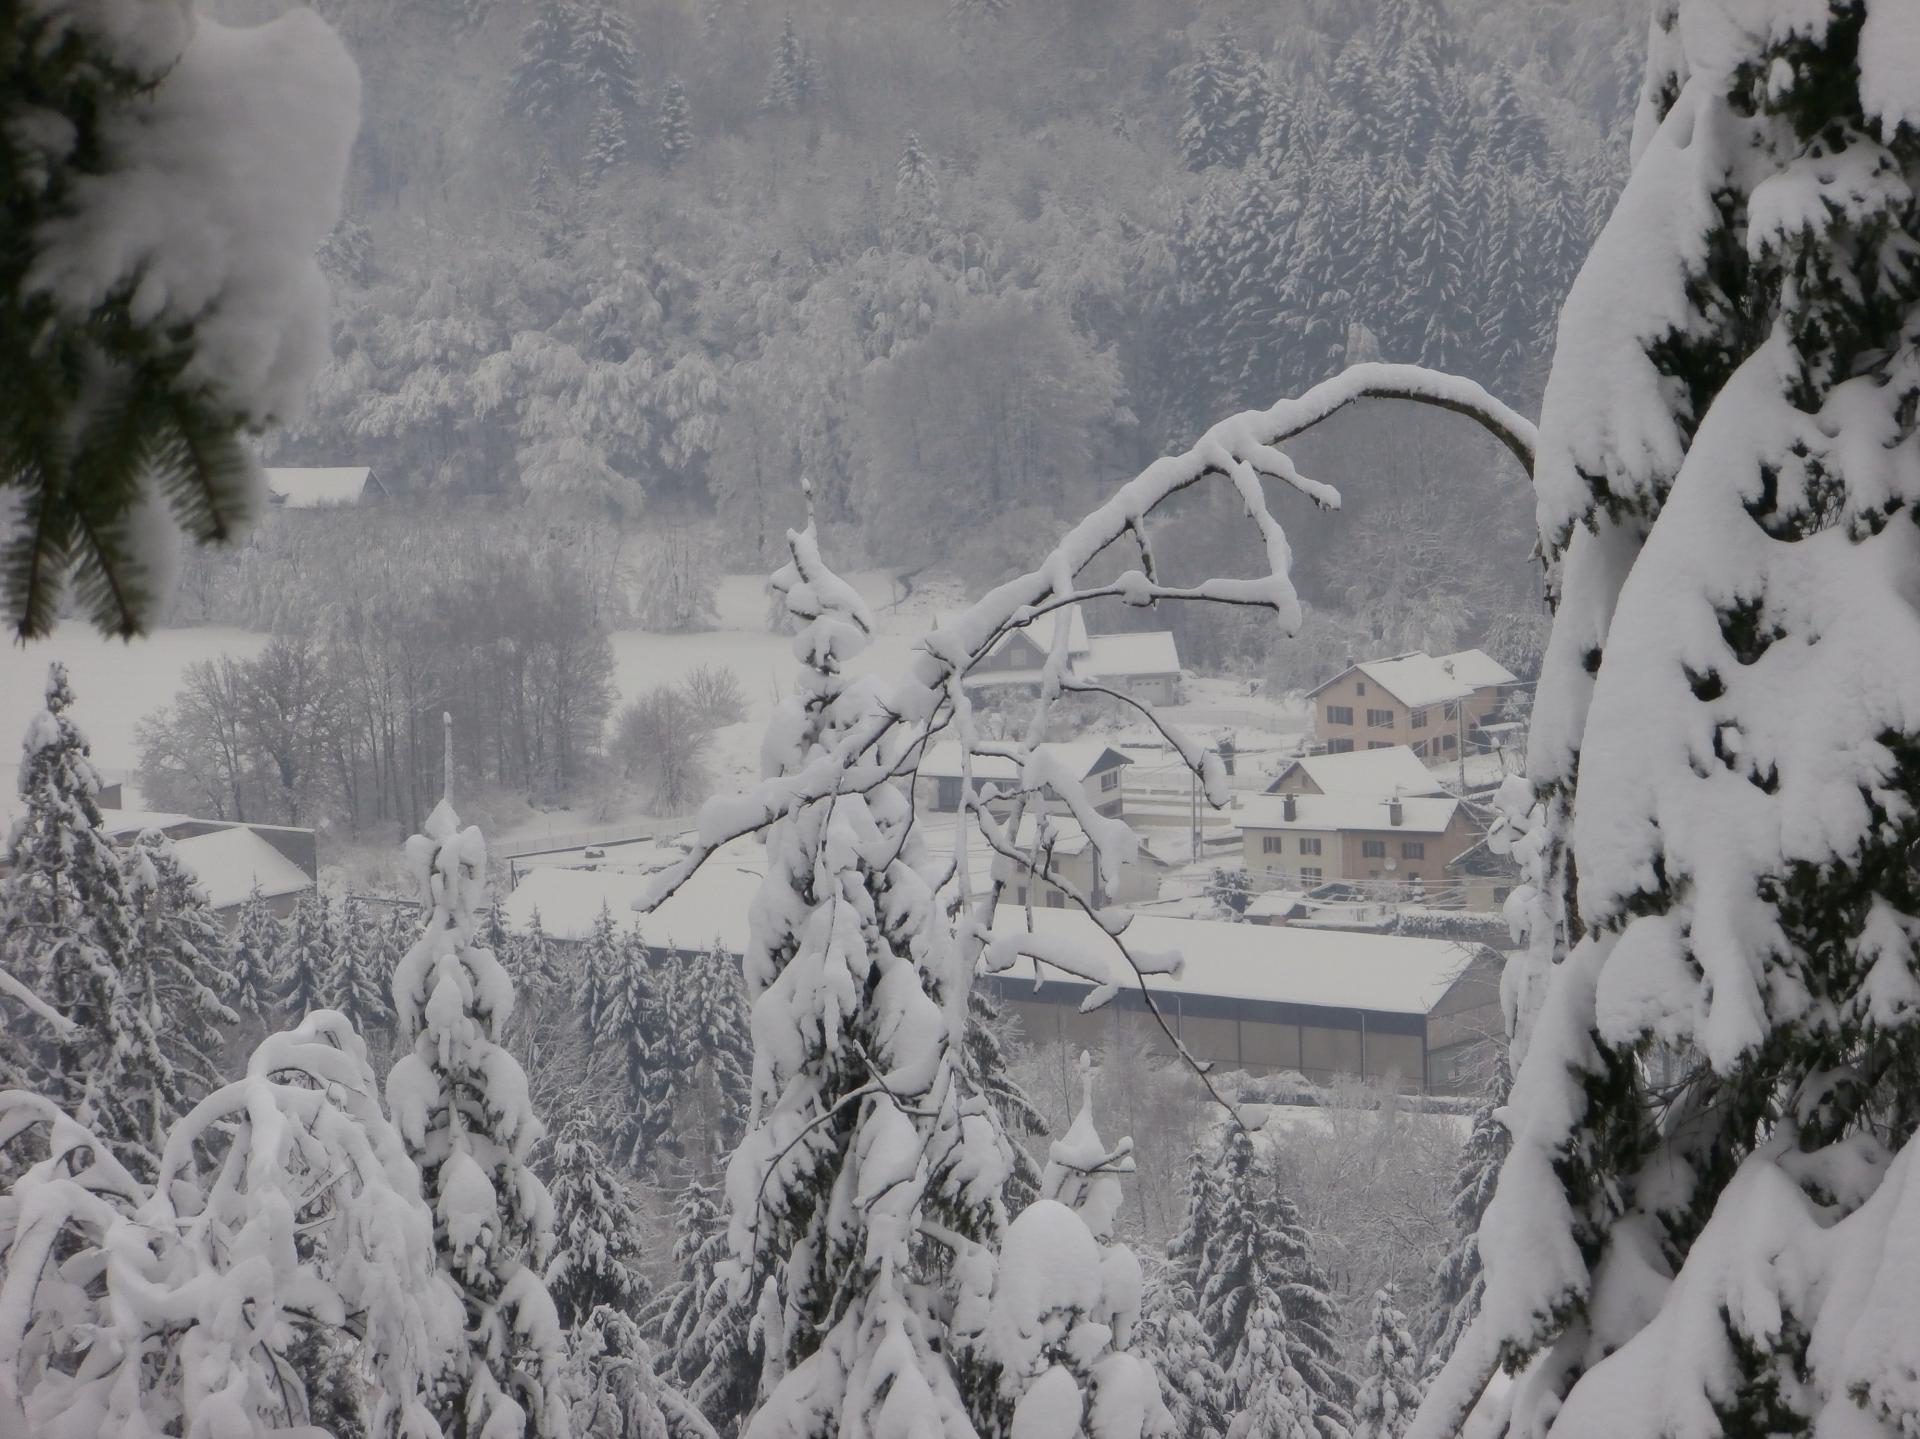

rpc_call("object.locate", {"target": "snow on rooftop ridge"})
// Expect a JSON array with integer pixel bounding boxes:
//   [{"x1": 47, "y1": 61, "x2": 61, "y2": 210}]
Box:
[
  {"x1": 1237, "y1": 792, "x2": 1461, "y2": 835},
  {"x1": 170, "y1": 826, "x2": 313, "y2": 908},
  {"x1": 917, "y1": 740, "x2": 1130, "y2": 782},
  {"x1": 988, "y1": 907, "x2": 1485, "y2": 1016},
  {"x1": 1435, "y1": 648, "x2": 1519, "y2": 689},
  {"x1": 1081, "y1": 630, "x2": 1181, "y2": 678},
  {"x1": 264, "y1": 466, "x2": 376, "y2": 508},
  {"x1": 1353, "y1": 653, "x2": 1475, "y2": 709},
  {"x1": 1268, "y1": 746, "x2": 1448, "y2": 798},
  {"x1": 498, "y1": 853, "x2": 764, "y2": 952}
]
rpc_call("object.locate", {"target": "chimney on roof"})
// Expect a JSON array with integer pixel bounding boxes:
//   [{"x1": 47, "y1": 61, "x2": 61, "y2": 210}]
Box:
[
  {"x1": 1388, "y1": 797, "x2": 1404, "y2": 827},
  {"x1": 1282, "y1": 793, "x2": 1297, "y2": 822}
]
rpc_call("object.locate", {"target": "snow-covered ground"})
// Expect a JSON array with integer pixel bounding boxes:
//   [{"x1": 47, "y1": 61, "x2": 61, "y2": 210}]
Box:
[{"x1": 0, "y1": 570, "x2": 951, "y2": 833}]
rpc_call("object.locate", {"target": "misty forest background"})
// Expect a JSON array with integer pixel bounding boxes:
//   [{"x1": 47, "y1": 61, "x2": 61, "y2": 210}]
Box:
[{"x1": 139, "y1": 0, "x2": 1631, "y2": 845}]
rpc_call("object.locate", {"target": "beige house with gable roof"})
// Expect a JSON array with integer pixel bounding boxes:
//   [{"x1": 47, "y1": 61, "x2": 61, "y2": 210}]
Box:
[{"x1": 1305, "y1": 648, "x2": 1516, "y2": 761}]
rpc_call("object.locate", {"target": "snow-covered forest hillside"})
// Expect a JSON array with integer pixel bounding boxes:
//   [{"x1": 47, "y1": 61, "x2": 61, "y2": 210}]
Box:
[{"x1": 15, "y1": 0, "x2": 1920, "y2": 1437}]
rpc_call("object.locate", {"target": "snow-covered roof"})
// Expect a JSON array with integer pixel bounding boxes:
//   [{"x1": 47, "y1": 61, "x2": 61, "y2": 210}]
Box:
[
  {"x1": 988, "y1": 908, "x2": 1486, "y2": 1016},
  {"x1": 917, "y1": 741, "x2": 1130, "y2": 784},
  {"x1": 982, "y1": 610, "x2": 1090, "y2": 670},
  {"x1": 1436, "y1": 649, "x2": 1519, "y2": 689},
  {"x1": 1082, "y1": 631, "x2": 1181, "y2": 679},
  {"x1": 1236, "y1": 792, "x2": 1461, "y2": 836},
  {"x1": 1265, "y1": 746, "x2": 1448, "y2": 798},
  {"x1": 917, "y1": 742, "x2": 1022, "y2": 783},
  {"x1": 264, "y1": 466, "x2": 378, "y2": 508},
  {"x1": 97, "y1": 808, "x2": 197, "y2": 838},
  {"x1": 496, "y1": 846, "x2": 766, "y2": 953},
  {"x1": 1002, "y1": 815, "x2": 1175, "y2": 867},
  {"x1": 171, "y1": 827, "x2": 314, "y2": 909},
  {"x1": 1354, "y1": 653, "x2": 1475, "y2": 708},
  {"x1": 1307, "y1": 652, "x2": 1473, "y2": 709}
]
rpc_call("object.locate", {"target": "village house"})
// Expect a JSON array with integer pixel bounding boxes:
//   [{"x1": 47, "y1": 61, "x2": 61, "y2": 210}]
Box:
[
  {"x1": 1235, "y1": 790, "x2": 1481, "y2": 894},
  {"x1": 913, "y1": 739, "x2": 1132, "y2": 821},
  {"x1": 965, "y1": 611, "x2": 1184, "y2": 705},
  {"x1": 47, "y1": 806, "x2": 322, "y2": 916},
  {"x1": 1305, "y1": 648, "x2": 1517, "y2": 760},
  {"x1": 1263, "y1": 744, "x2": 1449, "y2": 798},
  {"x1": 991, "y1": 815, "x2": 1177, "y2": 909},
  {"x1": 263, "y1": 465, "x2": 389, "y2": 509}
]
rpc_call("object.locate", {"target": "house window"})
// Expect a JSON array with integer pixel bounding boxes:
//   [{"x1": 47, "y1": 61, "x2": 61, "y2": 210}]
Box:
[
  {"x1": 1045, "y1": 890, "x2": 1065, "y2": 909},
  {"x1": 1367, "y1": 741, "x2": 1390, "y2": 750},
  {"x1": 1441, "y1": 734, "x2": 1457, "y2": 750},
  {"x1": 1326, "y1": 705, "x2": 1354, "y2": 726},
  {"x1": 1410, "y1": 708, "x2": 1428, "y2": 729},
  {"x1": 1356, "y1": 681, "x2": 1367, "y2": 695},
  {"x1": 1100, "y1": 768, "x2": 1120, "y2": 792},
  {"x1": 1326, "y1": 739, "x2": 1355, "y2": 754},
  {"x1": 1298, "y1": 837, "x2": 1321, "y2": 855},
  {"x1": 936, "y1": 776, "x2": 962, "y2": 810},
  {"x1": 1444, "y1": 702, "x2": 1459, "y2": 719},
  {"x1": 1262, "y1": 835, "x2": 1284, "y2": 855},
  {"x1": 1413, "y1": 741, "x2": 1427, "y2": 757},
  {"x1": 1016, "y1": 886, "x2": 1028, "y2": 904},
  {"x1": 1494, "y1": 886, "x2": 1513, "y2": 903},
  {"x1": 1301, "y1": 867, "x2": 1322, "y2": 882},
  {"x1": 1366, "y1": 708, "x2": 1394, "y2": 728},
  {"x1": 1361, "y1": 840, "x2": 1387, "y2": 859},
  {"x1": 1401, "y1": 841, "x2": 1425, "y2": 860}
]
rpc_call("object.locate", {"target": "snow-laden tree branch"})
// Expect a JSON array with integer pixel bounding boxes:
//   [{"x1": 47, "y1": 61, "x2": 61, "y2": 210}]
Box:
[{"x1": 640, "y1": 359, "x2": 1531, "y2": 913}]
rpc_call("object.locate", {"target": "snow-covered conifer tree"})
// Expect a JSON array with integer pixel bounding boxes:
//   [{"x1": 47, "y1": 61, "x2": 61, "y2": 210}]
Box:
[
  {"x1": 1352, "y1": 1288, "x2": 1422, "y2": 1439},
  {"x1": 227, "y1": 885, "x2": 286, "y2": 1023},
  {"x1": 585, "y1": 99, "x2": 630, "y2": 183},
  {"x1": 545, "y1": 1116, "x2": 649, "y2": 1331},
  {"x1": 336, "y1": 894, "x2": 396, "y2": 1039},
  {"x1": 572, "y1": 0, "x2": 638, "y2": 111},
  {"x1": 1418, "y1": 1054, "x2": 1507, "y2": 1374},
  {"x1": 1, "y1": 670, "x2": 234, "y2": 1181},
  {"x1": 1195, "y1": 1128, "x2": 1351, "y2": 1439},
  {"x1": 511, "y1": 0, "x2": 583, "y2": 126},
  {"x1": 964, "y1": 985, "x2": 1049, "y2": 1212},
  {"x1": 1135, "y1": 1269, "x2": 1225, "y2": 1439},
  {"x1": 895, "y1": 130, "x2": 940, "y2": 247},
  {"x1": 1410, "y1": 7, "x2": 1920, "y2": 1439},
  {"x1": 0, "y1": 666, "x2": 141, "y2": 1111},
  {"x1": 760, "y1": 17, "x2": 816, "y2": 114},
  {"x1": 280, "y1": 888, "x2": 343, "y2": 1020},
  {"x1": 1178, "y1": 34, "x2": 1262, "y2": 172},
  {"x1": 388, "y1": 794, "x2": 569, "y2": 1438},
  {"x1": 647, "y1": 1178, "x2": 757, "y2": 1430},
  {"x1": 603, "y1": 931, "x2": 674, "y2": 1171},
  {"x1": 578, "y1": 902, "x2": 623, "y2": 1039},
  {"x1": 671, "y1": 939, "x2": 753, "y2": 1171},
  {"x1": 659, "y1": 79, "x2": 694, "y2": 167},
  {"x1": 973, "y1": 1054, "x2": 1172, "y2": 1439},
  {"x1": 121, "y1": 828, "x2": 237, "y2": 1099},
  {"x1": 700, "y1": 521, "x2": 1015, "y2": 1439}
]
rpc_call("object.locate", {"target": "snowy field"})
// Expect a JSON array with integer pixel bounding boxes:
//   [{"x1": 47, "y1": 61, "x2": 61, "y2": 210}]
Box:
[
  {"x1": 0, "y1": 625, "x2": 272, "y2": 823},
  {"x1": 0, "y1": 571, "x2": 954, "y2": 830}
]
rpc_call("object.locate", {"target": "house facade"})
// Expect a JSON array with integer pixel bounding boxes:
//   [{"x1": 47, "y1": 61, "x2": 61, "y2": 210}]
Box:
[
  {"x1": 1305, "y1": 649, "x2": 1517, "y2": 761},
  {"x1": 1236, "y1": 791, "x2": 1480, "y2": 892}
]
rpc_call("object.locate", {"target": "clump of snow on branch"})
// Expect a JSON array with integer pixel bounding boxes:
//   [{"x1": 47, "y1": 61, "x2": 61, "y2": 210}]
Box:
[
  {"x1": 27, "y1": 4, "x2": 360, "y2": 427},
  {"x1": 0, "y1": 1011, "x2": 459, "y2": 1439}
]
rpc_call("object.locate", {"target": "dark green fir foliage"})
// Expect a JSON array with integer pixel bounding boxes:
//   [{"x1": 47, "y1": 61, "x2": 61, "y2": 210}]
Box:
[{"x1": 1, "y1": 8, "x2": 273, "y2": 637}]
